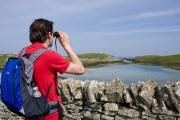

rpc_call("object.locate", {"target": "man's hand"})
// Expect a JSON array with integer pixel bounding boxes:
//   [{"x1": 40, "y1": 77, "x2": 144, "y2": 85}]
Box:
[
  {"x1": 58, "y1": 32, "x2": 70, "y2": 48},
  {"x1": 57, "y1": 31, "x2": 85, "y2": 75}
]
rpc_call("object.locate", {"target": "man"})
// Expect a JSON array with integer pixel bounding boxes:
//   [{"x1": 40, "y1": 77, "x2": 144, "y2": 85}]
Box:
[{"x1": 23, "y1": 18, "x2": 85, "y2": 120}]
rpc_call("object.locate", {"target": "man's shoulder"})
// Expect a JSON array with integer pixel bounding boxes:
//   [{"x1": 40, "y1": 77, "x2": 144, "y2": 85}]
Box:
[
  {"x1": 42, "y1": 50, "x2": 65, "y2": 59},
  {"x1": 43, "y1": 50, "x2": 58, "y2": 55}
]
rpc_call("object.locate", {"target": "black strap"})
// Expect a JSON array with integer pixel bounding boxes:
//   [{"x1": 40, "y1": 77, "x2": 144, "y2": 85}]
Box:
[
  {"x1": 55, "y1": 37, "x2": 58, "y2": 52},
  {"x1": 38, "y1": 116, "x2": 44, "y2": 120},
  {"x1": 23, "y1": 53, "x2": 31, "y2": 58},
  {"x1": 57, "y1": 102, "x2": 63, "y2": 120},
  {"x1": 45, "y1": 82, "x2": 52, "y2": 99},
  {"x1": 50, "y1": 104, "x2": 59, "y2": 110},
  {"x1": 44, "y1": 101, "x2": 63, "y2": 120}
]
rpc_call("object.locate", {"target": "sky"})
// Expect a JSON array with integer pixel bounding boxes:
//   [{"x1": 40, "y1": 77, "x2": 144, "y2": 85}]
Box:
[{"x1": 0, "y1": 0, "x2": 180, "y2": 57}]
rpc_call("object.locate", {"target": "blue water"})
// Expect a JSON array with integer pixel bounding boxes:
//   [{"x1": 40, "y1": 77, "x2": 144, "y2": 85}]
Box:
[{"x1": 61, "y1": 64, "x2": 180, "y2": 85}]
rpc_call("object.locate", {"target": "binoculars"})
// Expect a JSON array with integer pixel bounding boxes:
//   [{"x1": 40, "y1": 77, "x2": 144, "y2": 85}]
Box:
[{"x1": 53, "y1": 32, "x2": 60, "y2": 38}]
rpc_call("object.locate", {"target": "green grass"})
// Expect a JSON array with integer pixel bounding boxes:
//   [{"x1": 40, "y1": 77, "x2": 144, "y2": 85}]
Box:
[
  {"x1": 0, "y1": 54, "x2": 17, "y2": 65},
  {"x1": 135, "y1": 54, "x2": 180, "y2": 63},
  {"x1": 65, "y1": 53, "x2": 122, "y2": 67},
  {"x1": 78, "y1": 53, "x2": 110, "y2": 59},
  {"x1": 0, "y1": 54, "x2": 17, "y2": 70},
  {"x1": 0, "y1": 53, "x2": 121, "y2": 69},
  {"x1": 65, "y1": 53, "x2": 120, "y2": 62},
  {"x1": 134, "y1": 54, "x2": 180, "y2": 70},
  {"x1": 1, "y1": 53, "x2": 180, "y2": 71}
]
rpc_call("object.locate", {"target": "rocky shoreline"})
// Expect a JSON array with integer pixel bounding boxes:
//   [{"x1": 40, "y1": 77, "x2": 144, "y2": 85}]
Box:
[{"x1": 1, "y1": 78, "x2": 179, "y2": 120}]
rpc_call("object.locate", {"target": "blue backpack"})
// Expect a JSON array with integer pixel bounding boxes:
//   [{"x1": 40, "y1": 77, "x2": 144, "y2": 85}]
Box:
[{"x1": 1, "y1": 48, "x2": 63, "y2": 119}]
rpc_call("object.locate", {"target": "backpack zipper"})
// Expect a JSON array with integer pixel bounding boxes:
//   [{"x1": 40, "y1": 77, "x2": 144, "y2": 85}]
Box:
[{"x1": 12, "y1": 64, "x2": 18, "y2": 105}]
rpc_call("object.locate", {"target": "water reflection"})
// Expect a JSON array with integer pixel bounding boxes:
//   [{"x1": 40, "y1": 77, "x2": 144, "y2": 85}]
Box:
[{"x1": 61, "y1": 64, "x2": 180, "y2": 85}]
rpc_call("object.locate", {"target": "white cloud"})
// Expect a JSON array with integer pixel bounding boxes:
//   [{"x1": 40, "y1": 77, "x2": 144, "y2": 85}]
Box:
[
  {"x1": 77, "y1": 26, "x2": 180, "y2": 36},
  {"x1": 110, "y1": 26, "x2": 180, "y2": 35},
  {"x1": 0, "y1": 0, "x2": 123, "y2": 24},
  {"x1": 39, "y1": 0, "x2": 124, "y2": 17},
  {"x1": 103, "y1": 7, "x2": 180, "y2": 24}
]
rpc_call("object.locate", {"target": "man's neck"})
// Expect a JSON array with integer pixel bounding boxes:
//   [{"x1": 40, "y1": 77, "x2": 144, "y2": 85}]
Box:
[{"x1": 41, "y1": 43, "x2": 48, "y2": 48}]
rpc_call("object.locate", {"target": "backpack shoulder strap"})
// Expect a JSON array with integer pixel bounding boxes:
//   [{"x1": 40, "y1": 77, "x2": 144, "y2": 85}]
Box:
[
  {"x1": 29, "y1": 48, "x2": 48, "y2": 63},
  {"x1": 19, "y1": 47, "x2": 27, "y2": 57}
]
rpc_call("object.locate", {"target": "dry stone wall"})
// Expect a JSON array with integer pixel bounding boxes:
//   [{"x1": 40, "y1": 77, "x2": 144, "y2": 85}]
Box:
[
  {"x1": 59, "y1": 78, "x2": 180, "y2": 120},
  {"x1": 0, "y1": 78, "x2": 180, "y2": 120},
  {"x1": 0, "y1": 101, "x2": 24, "y2": 120}
]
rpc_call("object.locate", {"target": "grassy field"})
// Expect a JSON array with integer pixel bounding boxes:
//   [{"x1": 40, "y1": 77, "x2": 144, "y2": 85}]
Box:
[
  {"x1": 1, "y1": 53, "x2": 180, "y2": 70},
  {"x1": 78, "y1": 53, "x2": 109, "y2": 59},
  {"x1": 134, "y1": 54, "x2": 180, "y2": 70},
  {"x1": 0, "y1": 53, "x2": 122, "y2": 70},
  {"x1": 135, "y1": 54, "x2": 180, "y2": 63},
  {"x1": 0, "y1": 54, "x2": 17, "y2": 68},
  {"x1": 67, "y1": 53, "x2": 122, "y2": 67}
]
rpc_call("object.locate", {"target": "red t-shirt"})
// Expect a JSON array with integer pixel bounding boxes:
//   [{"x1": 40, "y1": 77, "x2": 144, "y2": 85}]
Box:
[{"x1": 23, "y1": 42, "x2": 70, "y2": 120}]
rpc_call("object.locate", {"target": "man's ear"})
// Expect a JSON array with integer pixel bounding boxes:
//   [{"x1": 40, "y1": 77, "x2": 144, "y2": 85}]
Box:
[{"x1": 47, "y1": 32, "x2": 52, "y2": 39}]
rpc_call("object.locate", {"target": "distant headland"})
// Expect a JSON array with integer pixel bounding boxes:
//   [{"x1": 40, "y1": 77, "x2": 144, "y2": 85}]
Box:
[
  {"x1": 132, "y1": 54, "x2": 180, "y2": 70},
  {"x1": 0, "y1": 53, "x2": 180, "y2": 71}
]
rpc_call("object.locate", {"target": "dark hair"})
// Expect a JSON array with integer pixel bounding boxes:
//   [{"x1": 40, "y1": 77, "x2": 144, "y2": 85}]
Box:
[{"x1": 29, "y1": 18, "x2": 53, "y2": 43}]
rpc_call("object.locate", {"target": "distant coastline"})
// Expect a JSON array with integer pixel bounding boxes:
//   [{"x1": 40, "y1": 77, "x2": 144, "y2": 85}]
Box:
[
  {"x1": 0, "y1": 53, "x2": 123, "y2": 71},
  {"x1": 76, "y1": 53, "x2": 124, "y2": 67},
  {"x1": 0, "y1": 53, "x2": 180, "y2": 71},
  {"x1": 131, "y1": 54, "x2": 180, "y2": 70}
]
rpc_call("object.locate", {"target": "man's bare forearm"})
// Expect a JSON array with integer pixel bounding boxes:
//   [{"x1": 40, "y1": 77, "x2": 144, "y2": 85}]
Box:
[{"x1": 64, "y1": 44, "x2": 84, "y2": 68}]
